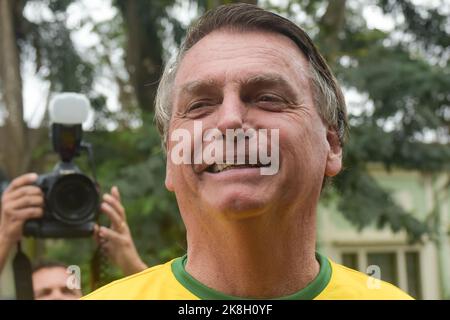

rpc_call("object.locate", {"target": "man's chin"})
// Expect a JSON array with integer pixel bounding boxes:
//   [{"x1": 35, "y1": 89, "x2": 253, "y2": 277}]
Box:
[{"x1": 205, "y1": 193, "x2": 272, "y2": 221}]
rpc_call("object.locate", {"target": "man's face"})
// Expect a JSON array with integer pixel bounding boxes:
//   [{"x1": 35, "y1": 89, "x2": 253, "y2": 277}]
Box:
[
  {"x1": 166, "y1": 30, "x2": 341, "y2": 219},
  {"x1": 32, "y1": 267, "x2": 81, "y2": 300}
]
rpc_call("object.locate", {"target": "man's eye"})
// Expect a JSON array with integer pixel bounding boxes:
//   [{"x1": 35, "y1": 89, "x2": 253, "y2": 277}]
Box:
[
  {"x1": 254, "y1": 94, "x2": 287, "y2": 111},
  {"x1": 187, "y1": 100, "x2": 214, "y2": 111},
  {"x1": 62, "y1": 287, "x2": 78, "y2": 296},
  {"x1": 256, "y1": 94, "x2": 283, "y2": 102},
  {"x1": 36, "y1": 288, "x2": 52, "y2": 298}
]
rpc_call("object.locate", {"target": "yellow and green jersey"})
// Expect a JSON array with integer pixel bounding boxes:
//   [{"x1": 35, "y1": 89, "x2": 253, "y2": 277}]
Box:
[{"x1": 82, "y1": 253, "x2": 413, "y2": 300}]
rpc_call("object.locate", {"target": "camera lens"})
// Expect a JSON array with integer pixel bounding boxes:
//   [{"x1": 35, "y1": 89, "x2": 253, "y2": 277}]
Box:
[{"x1": 48, "y1": 174, "x2": 98, "y2": 224}]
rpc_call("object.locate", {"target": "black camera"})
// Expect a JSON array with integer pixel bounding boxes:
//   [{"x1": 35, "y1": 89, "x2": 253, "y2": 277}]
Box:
[{"x1": 23, "y1": 93, "x2": 99, "y2": 238}]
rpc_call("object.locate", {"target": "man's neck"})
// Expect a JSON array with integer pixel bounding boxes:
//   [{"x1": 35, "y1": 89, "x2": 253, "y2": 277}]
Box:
[{"x1": 184, "y1": 207, "x2": 319, "y2": 298}]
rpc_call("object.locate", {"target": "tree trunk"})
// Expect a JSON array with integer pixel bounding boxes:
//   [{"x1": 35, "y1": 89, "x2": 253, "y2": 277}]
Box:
[
  {"x1": 117, "y1": 0, "x2": 164, "y2": 112},
  {"x1": 318, "y1": 0, "x2": 347, "y2": 66},
  {"x1": 0, "y1": 0, "x2": 27, "y2": 179}
]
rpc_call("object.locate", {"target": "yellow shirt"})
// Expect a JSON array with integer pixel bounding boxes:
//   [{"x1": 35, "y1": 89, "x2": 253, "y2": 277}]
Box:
[{"x1": 82, "y1": 253, "x2": 413, "y2": 300}]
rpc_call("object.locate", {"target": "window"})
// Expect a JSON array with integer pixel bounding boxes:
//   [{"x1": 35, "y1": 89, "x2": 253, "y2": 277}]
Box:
[
  {"x1": 340, "y1": 249, "x2": 422, "y2": 299},
  {"x1": 341, "y1": 253, "x2": 358, "y2": 270},
  {"x1": 405, "y1": 251, "x2": 422, "y2": 299},
  {"x1": 367, "y1": 252, "x2": 398, "y2": 286}
]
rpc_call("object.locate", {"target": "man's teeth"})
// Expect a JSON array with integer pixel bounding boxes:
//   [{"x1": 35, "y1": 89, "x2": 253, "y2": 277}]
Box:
[{"x1": 208, "y1": 163, "x2": 268, "y2": 173}]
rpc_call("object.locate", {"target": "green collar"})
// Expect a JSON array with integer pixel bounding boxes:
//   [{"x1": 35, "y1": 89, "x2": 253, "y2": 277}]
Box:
[{"x1": 171, "y1": 252, "x2": 331, "y2": 300}]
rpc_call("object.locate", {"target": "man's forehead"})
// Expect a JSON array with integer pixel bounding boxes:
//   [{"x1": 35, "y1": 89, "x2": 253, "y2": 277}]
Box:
[
  {"x1": 33, "y1": 266, "x2": 68, "y2": 281},
  {"x1": 174, "y1": 30, "x2": 310, "y2": 90},
  {"x1": 185, "y1": 28, "x2": 302, "y2": 54}
]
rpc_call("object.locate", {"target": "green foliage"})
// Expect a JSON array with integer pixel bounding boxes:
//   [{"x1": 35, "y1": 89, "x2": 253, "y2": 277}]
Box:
[
  {"x1": 340, "y1": 44, "x2": 449, "y2": 138},
  {"x1": 35, "y1": 21, "x2": 94, "y2": 93},
  {"x1": 379, "y1": 0, "x2": 450, "y2": 53},
  {"x1": 20, "y1": 1, "x2": 95, "y2": 94},
  {"x1": 317, "y1": 0, "x2": 448, "y2": 240},
  {"x1": 332, "y1": 164, "x2": 429, "y2": 242}
]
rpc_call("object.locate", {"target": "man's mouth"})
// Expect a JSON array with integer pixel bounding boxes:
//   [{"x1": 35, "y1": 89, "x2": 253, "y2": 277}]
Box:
[{"x1": 206, "y1": 162, "x2": 271, "y2": 173}]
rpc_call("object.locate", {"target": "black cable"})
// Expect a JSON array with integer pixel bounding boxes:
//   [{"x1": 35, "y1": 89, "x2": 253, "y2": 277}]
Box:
[{"x1": 80, "y1": 141, "x2": 110, "y2": 289}]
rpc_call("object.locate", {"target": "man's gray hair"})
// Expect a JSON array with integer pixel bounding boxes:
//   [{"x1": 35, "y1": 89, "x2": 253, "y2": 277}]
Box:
[{"x1": 155, "y1": 3, "x2": 348, "y2": 150}]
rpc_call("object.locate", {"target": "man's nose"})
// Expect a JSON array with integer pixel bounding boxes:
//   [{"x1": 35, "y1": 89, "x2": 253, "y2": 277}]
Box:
[{"x1": 216, "y1": 93, "x2": 246, "y2": 133}]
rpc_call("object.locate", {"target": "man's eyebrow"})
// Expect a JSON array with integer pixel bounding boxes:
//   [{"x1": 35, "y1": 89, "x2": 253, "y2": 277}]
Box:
[
  {"x1": 243, "y1": 73, "x2": 293, "y2": 89},
  {"x1": 178, "y1": 73, "x2": 298, "y2": 97},
  {"x1": 179, "y1": 79, "x2": 221, "y2": 95},
  {"x1": 242, "y1": 73, "x2": 299, "y2": 98}
]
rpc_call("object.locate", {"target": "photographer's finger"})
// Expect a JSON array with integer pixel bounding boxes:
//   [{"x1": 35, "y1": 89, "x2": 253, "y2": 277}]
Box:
[
  {"x1": 101, "y1": 202, "x2": 124, "y2": 232},
  {"x1": 16, "y1": 207, "x2": 43, "y2": 220},
  {"x1": 13, "y1": 195, "x2": 44, "y2": 210},
  {"x1": 103, "y1": 194, "x2": 125, "y2": 220},
  {"x1": 6, "y1": 185, "x2": 43, "y2": 201},
  {"x1": 99, "y1": 226, "x2": 122, "y2": 243},
  {"x1": 111, "y1": 186, "x2": 122, "y2": 202},
  {"x1": 5, "y1": 173, "x2": 38, "y2": 192}
]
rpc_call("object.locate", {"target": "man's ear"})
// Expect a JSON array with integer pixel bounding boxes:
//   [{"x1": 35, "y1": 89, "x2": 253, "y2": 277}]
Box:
[
  {"x1": 165, "y1": 154, "x2": 174, "y2": 192},
  {"x1": 325, "y1": 127, "x2": 342, "y2": 177},
  {"x1": 165, "y1": 166, "x2": 174, "y2": 192}
]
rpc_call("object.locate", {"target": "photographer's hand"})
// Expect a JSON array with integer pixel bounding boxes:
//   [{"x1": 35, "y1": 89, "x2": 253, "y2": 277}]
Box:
[
  {"x1": 0, "y1": 173, "x2": 44, "y2": 273},
  {"x1": 94, "y1": 186, "x2": 147, "y2": 276}
]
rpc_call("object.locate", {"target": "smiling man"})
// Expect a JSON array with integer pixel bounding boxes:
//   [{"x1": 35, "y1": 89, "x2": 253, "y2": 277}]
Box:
[{"x1": 83, "y1": 3, "x2": 412, "y2": 300}]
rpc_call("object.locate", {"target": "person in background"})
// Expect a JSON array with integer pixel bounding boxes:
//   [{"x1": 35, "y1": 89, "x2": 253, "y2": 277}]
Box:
[
  {"x1": 31, "y1": 261, "x2": 82, "y2": 300},
  {"x1": 0, "y1": 173, "x2": 147, "y2": 299}
]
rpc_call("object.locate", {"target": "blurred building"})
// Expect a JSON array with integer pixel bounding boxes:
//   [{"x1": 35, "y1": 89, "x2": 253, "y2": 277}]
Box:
[{"x1": 318, "y1": 164, "x2": 450, "y2": 299}]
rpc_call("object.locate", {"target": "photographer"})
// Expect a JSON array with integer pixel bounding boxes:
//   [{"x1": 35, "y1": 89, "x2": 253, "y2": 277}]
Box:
[
  {"x1": 32, "y1": 261, "x2": 82, "y2": 300},
  {"x1": 0, "y1": 173, "x2": 147, "y2": 291}
]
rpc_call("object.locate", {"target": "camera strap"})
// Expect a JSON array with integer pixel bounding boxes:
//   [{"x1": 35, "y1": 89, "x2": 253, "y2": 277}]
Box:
[
  {"x1": 12, "y1": 242, "x2": 34, "y2": 300},
  {"x1": 90, "y1": 244, "x2": 109, "y2": 290}
]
